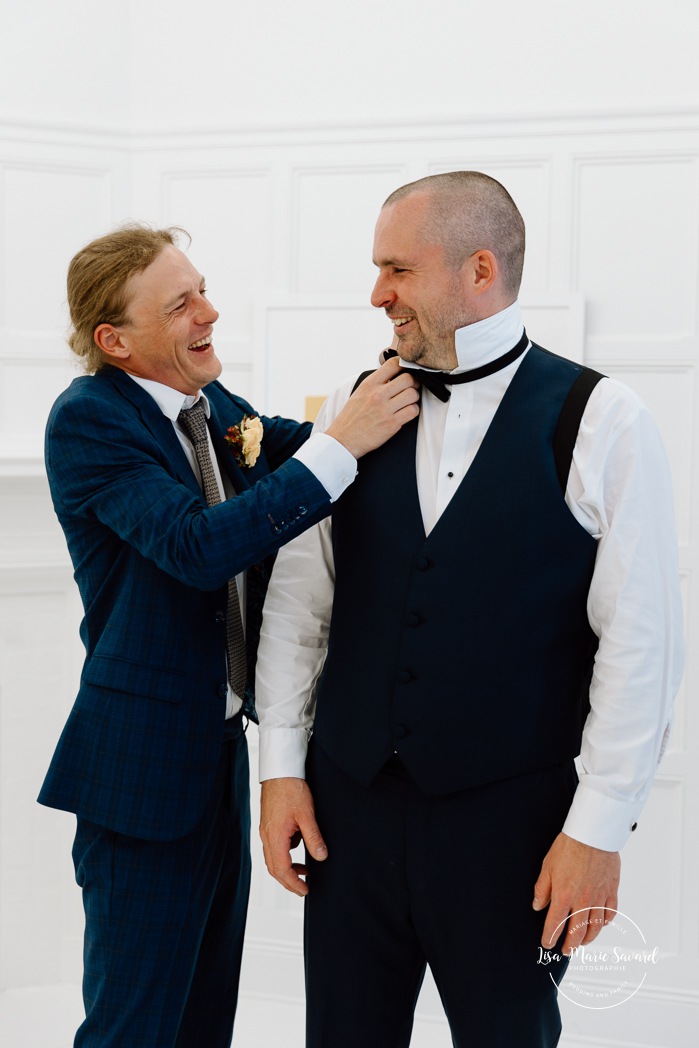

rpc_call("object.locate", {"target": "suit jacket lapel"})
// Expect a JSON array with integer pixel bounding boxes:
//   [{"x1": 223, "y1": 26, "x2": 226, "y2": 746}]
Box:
[
  {"x1": 100, "y1": 368, "x2": 255, "y2": 500},
  {"x1": 205, "y1": 383, "x2": 269, "y2": 716},
  {"x1": 100, "y1": 367, "x2": 202, "y2": 499},
  {"x1": 207, "y1": 390, "x2": 251, "y2": 493}
]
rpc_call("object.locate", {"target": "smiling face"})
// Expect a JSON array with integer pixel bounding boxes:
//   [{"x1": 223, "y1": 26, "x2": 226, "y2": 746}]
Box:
[
  {"x1": 94, "y1": 244, "x2": 221, "y2": 395},
  {"x1": 371, "y1": 192, "x2": 487, "y2": 371}
]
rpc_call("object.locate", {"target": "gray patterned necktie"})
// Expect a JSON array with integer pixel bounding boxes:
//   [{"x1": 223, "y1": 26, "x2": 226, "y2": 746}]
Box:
[{"x1": 178, "y1": 400, "x2": 247, "y2": 699}]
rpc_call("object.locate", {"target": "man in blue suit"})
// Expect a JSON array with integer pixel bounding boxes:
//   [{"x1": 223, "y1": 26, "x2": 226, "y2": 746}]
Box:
[{"x1": 38, "y1": 224, "x2": 419, "y2": 1048}]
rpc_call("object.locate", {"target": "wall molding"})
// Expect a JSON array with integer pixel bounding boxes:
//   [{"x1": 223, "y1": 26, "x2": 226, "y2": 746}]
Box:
[
  {"x1": 0, "y1": 447, "x2": 46, "y2": 477},
  {"x1": 4, "y1": 108, "x2": 699, "y2": 152},
  {"x1": 0, "y1": 563, "x2": 72, "y2": 594}
]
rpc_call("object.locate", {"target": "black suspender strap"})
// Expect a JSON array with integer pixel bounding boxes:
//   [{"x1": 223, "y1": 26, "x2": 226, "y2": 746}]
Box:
[{"x1": 552, "y1": 366, "x2": 605, "y2": 493}]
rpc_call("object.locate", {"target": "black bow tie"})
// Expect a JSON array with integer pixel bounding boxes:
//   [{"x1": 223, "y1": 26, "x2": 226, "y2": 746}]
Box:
[{"x1": 385, "y1": 330, "x2": 529, "y2": 402}]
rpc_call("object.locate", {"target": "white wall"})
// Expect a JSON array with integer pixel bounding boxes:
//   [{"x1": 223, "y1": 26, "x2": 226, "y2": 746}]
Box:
[
  {"x1": 0, "y1": 1, "x2": 130, "y2": 129},
  {"x1": 1, "y1": 3, "x2": 698, "y2": 1047},
  {"x1": 4, "y1": 0, "x2": 699, "y2": 132}
]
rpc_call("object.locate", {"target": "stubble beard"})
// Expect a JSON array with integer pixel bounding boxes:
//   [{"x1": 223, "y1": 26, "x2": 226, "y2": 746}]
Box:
[
  {"x1": 397, "y1": 328, "x2": 454, "y2": 370},
  {"x1": 396, "y1": 311, "x2": 465, "y2": 371},
  {"x1": 396, "y1": 282, "x2": 477, "y2": 370}
]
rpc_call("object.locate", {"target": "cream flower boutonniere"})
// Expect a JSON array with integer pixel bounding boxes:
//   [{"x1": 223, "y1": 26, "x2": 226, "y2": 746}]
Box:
[{"x1": 225, "y1": 415, "x2": 264, "y2": 468}]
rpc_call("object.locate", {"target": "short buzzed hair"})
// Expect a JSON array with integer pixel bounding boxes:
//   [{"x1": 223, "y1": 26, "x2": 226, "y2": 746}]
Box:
[
  {"x1": 383, "y1": 172, "x2": 525, "y2": 297},
  {"x1": 66, "y1": 224, "x2": 190, "y2": 374}
]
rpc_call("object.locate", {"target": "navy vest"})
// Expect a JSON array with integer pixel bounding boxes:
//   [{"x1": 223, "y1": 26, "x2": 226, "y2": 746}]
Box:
[{"x1": 313, "y1": 346, "x2": 599, "y2": 796}]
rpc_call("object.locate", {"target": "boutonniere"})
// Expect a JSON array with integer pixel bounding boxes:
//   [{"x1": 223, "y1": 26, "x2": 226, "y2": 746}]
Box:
[{"x1": 225, "y1": 414, "x2": 264, "y2": 468}]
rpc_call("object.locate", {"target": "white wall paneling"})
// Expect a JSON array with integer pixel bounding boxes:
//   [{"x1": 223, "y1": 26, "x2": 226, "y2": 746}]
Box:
[
  {"x1": 521, "y1": 294, "x2": 584, "y2": 362},
  {"x1": 0, "y1": 356, "x2": 80, "y2": 462},
  {"x1": 1, "y1": 164, "x2": 113, "y2": 332},
  {"x1": 1, "y1": 108, "x2": 698, "y2": 1046},
  {"x1": 572, "y1": 154, "x2": 699, "y2": 357},
  {"x1": 0, "y1": 142, "x2": 130, "y2": 465},
  {"x1": 290, "y1": 164, "x2": 409, "y2": 294},
  {"x1": 0, "y1": 562, "x2": 84, "y2": 990}
]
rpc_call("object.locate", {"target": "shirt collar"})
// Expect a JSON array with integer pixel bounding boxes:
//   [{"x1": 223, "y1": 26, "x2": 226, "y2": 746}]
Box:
[
  {"x1": 129, "y1": 374, "x2": 211, "y2": 420},
  {"x1": 452, "y1": 300, "x2": 524, "y2": 373}
]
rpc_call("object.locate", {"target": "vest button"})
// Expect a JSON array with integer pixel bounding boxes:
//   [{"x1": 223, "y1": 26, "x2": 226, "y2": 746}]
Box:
[
  {"x1": 393, "y1": 723, "x2": 409, "y2": 739},
  {"x1": 214, "y1": 610, "x2": 225, "y2": 624},
  {"x1": 217, "y1": 683, "x2": 227, "y2": 699},
  {"x1": 415, "y1": 556, "x2": 432, "y2": 571},
  {"x1": 406, "y1": 613, "x2": 420, "y2": 627},
  {"x1": 397, "y1": 669, "x2": 413, "y2": 684}
]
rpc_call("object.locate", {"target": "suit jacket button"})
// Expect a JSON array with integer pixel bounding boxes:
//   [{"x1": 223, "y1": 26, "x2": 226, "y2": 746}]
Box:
[
  {"x1": 415, "y1": 556, "x2": 432, "y2": 571},
  {"x1": 397, "y1": 670, "x2": 413, "y2": 684},
  {"x1": 298, "y1": 506, "x2": 307, "y2": 515},
  {"x1": 393, "y1": 724, "x2": 409, "y2": 739},
  {"x1": 406, "y1": 613, "x2": 420, "y2": 627},
  {"x1": 217, "y1": 683, "x2": 227, "y2": 699}
]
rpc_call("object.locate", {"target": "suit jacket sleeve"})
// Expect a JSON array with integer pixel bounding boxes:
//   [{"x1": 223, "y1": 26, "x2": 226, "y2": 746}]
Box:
[{"x1": 45, "y1": 380, "x2": 332, "y2": 590}]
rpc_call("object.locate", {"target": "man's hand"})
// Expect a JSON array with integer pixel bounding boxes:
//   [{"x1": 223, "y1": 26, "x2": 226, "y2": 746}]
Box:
[
  {"x1": 326, "y1": 356, "x2": 419, "y2": 458},
  {"x1": 533, "y1": 832, "x2": 621, "y2": 956},
  {"x1": 260, "y1": 777, "x2": 327, "y2": 896}
]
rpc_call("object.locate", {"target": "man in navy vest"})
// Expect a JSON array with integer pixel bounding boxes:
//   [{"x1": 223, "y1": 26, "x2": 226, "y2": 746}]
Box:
[
  {"x1": 38, "y1": 225, "x2": 419, "y2": 1047},
  {"x1": 256, "y1": 173, "x2": 684, "y2": 1046}
]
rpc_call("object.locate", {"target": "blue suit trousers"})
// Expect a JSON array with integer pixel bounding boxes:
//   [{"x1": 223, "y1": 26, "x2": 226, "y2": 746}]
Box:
[{"x1": 72, "y1": 721, "x2": 250, "y2": 1048}]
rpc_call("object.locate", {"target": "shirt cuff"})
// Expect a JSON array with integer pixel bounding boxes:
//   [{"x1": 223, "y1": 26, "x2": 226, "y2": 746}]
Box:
[
  {"x1": 562, "y1": 782, "x2": 645, "y2": 851},
  {"x1": 293, "y1": 432, "x2": 357, "y2": 502},
  {"x1": 259, "y1": 727, "x2": 310, "y2": 782}
]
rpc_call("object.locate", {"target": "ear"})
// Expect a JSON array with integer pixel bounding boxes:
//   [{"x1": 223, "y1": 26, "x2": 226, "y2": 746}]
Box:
[
  {"x1": 94, "y1": 323, "x2": 130, "y2": 360},
  {"x1": 468, "y1": 249, "x2": 498, "y2": 295}
]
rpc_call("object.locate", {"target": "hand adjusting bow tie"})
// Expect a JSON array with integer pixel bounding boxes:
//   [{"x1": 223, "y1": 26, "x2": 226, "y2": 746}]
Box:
[{"x1": 384, "y1": 330, "x2": 529, "y2": 402}]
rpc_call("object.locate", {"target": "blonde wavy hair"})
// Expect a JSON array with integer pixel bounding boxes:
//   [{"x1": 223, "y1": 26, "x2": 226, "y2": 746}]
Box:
[{"x1": 66, "y1": 224, "x2": 190, "y2": 373}]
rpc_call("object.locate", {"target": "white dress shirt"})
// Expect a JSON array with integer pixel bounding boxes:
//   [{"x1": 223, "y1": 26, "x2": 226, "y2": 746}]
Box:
[
  {"x1": 255, "y1": 302, "x2": 685, "y2": 852},
  {"x1": 130, "y1": 374, "x2": 357, "y2": 718}
]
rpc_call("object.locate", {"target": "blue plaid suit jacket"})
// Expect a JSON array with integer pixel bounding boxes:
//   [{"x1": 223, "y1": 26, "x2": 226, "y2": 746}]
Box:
[{"x1": 38, "y1": 366, "x2": 330, "y2": 841}]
